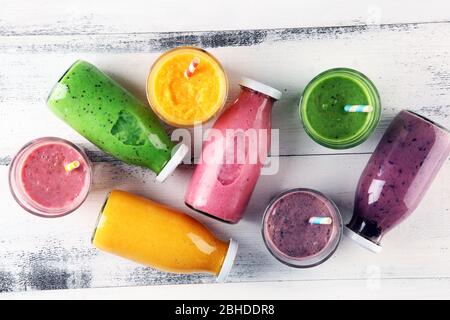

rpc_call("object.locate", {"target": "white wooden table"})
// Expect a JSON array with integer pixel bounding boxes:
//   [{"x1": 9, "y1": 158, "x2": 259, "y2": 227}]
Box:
[{"x1": 1, "y1": 0, "x2": 450, "y2": 299}]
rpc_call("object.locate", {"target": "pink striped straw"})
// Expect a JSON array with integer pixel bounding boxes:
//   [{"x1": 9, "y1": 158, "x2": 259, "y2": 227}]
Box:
[{"x1": 184, "y1": 57, "x2": 200, "y2": 79}]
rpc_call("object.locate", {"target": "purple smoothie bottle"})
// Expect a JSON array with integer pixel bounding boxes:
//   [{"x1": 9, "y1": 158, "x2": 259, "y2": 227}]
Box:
[{"x1": 345, "y1": 110, "x2": 450, "y2": 252}]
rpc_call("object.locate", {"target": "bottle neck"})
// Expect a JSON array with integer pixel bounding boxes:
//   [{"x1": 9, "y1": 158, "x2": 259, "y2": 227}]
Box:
[
  {"x1": 346, "y1": 215, "x2": 383, "y2": 244},
  {"x1": 237, "y1": 86, "x2": 275, "y2": 114}
]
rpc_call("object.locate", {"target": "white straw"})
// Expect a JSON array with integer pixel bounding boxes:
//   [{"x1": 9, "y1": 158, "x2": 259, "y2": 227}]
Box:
[{"x1": 309, "y1": 217, "x2": 332, "y2": 225}]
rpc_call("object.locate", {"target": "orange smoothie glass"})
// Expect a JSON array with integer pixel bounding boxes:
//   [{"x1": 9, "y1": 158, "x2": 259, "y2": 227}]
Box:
[
  {"x1": 146, "y1": 46, "x2": 228, "y2": 127},
  {"x1": 92, "y1": 190, "x2": 238, "y2": 281}
]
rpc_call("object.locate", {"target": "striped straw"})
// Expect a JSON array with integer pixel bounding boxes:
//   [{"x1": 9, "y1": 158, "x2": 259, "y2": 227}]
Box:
[
  {"x1": 309, "y1": 217, "x2": 333, "y2": 225},
  {"x1": 344, "y1": 105, "x2": 373, "y2": 113},
  {"x1": 65, "y1": 160, "x2": 80, "y2": 172},
  {"x1": 184, "y1": 57, "x2": 200, "y2": 79}
]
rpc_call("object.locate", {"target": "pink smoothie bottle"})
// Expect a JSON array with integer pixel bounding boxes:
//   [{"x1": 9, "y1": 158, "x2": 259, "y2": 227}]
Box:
[{"x1": 185, "y1": 78, "x2": 282, "y2": 223}]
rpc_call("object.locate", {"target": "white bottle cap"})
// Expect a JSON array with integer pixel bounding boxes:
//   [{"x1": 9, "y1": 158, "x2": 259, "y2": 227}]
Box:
[
  {"x1": 155, "y1": 143, "x2": 189, "y2": 182},
  {"x1": 344, "y1": 226, "x2": 382, "y2": 253},
  {"x1": 239, "y1": 77, "x2": 282, "y2": 100},
  {"x1": 216, "y1": 239, "x2": 238, "y2": 283}
]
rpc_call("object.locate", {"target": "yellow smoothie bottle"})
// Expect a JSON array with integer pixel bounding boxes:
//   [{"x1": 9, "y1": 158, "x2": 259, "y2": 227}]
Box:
[
  {"x1": 92, "y1": 190, "x2": 238, "y2": 281},
  {"x1": 147, "y1": 46, "x2": 228, "y2": 127}
]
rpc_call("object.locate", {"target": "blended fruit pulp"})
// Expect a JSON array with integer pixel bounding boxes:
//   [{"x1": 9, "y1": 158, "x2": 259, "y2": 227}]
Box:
[
  {"x1": 185, "y1": 85, "x2": 277, "y2": 223},
  {"x1": 349, "y1": 110, "x2": 450, "y2": 242},
  {"x1": 305, "y1": 75, "x2": 370, "y2": 140},
  {"x1": 93, "y1": 190, "x2": 231, "y2": 275},
  {"x1": 20, "y1": 142, "x2": 89, "y2": 209},
  {"x1": 47, "y1": 60, "x2": 174, "y2": 175},
  {"x1": 147, "y1": 47, "x2": 227, "y2": 126},
  {"x1": 264, "y1": 190, "x2": 338, "y2": 259},
  {"x1": 301, "y1": 68, "x2": 380, "y2": 149}
]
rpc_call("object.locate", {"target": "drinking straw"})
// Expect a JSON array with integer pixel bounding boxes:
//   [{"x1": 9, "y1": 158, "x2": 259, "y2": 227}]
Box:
[
  {"x1": 184, "y1": 57, "x2": 200, "y2": 79},
  {"x1": 309, "y1": 217, "x2": 332, "y2": 225},
  {"x1": 65, "y1": 160, "x2": 80, "y2": 172},
  {"x1": 344, "y1": 105, "x2": 373, "y2": 113}
]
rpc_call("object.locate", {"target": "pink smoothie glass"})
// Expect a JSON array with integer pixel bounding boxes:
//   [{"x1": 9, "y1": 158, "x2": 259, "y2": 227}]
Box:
[
  {"x1": 9, "y1": 137, "x2": 92, "y2": 218},
  {"x1": 185, "y1": 78, "x2": 282, "y2": 223},
  {"x1": 345, "y1": 111, "x2": 450, "y2": 252}
]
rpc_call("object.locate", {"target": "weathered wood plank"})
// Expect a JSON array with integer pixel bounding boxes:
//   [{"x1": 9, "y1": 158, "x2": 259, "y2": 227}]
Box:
[
  {"x1": 1, "y1": 0, "x2": 448, "y2": 36},
  {"x1": 1, "y1": 11, "x2": 450, "y2": 294},
  {"x1": 0, "y1": 23, "x2": 419, "y2": 53},
  {"x1": 1, "y1": 22, "x2": 450, "y2": 160},
  {"x1": 4, "y1": 277, "x2": 450, "y2": 300},
  {"x1": 1, "y1": 154, "x2": 449, "y2": 292}
]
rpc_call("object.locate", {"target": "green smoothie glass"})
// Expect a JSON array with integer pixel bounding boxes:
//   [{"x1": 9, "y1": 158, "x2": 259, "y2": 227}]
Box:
[
  {"x1": 47, "y1": 60, "x2": 188, "y2": 182},
  {"x1": 300, "y1": 68, "x2": 381, "y2": 149}
]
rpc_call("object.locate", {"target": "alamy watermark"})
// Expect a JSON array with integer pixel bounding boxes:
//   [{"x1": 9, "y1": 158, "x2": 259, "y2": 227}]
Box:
[
  {"x1": 171, "y1": 125, "x2": 280, "y2": 175},
  {"x1": 366, "y1": 5, "x2": 382, "y2": 28},
  {"x1": 365, "y1": 264, "x2": 381, "y2": 290}
]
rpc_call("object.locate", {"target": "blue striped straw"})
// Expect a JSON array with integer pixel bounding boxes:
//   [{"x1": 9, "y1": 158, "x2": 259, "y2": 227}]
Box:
[
  {"x1": 344, "y1": 105, "x2": 373, "y2": 113},
  {"x1": 308, "y1": 217, "x2": 333, "y2": 225}
]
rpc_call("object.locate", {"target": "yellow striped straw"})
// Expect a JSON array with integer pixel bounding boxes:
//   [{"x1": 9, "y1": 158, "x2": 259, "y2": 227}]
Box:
[{"x1": 65, "y1": 160, "x2": 80, "y2": 172}]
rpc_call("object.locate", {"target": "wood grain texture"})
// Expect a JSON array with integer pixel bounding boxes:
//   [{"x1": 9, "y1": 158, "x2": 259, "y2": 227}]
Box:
[
  {"x1": 1, "y1": 0, "x2": 449, "y2": 35},
  {"x1": 1, "y1": 154, "x2": 449, "y2": 292},
  {"x1": 1, "y1": 11, "x2": 450, "y2": 294},
  {"x1": 1, "y1": 21, "x2": 450, "y2": 159},
  {"x1": 3, "y1": 278, "x2": 450, "y2": 299}
]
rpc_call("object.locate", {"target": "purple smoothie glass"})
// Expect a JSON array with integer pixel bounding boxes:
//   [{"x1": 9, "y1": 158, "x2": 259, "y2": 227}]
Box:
[
  {"x1": 262, "y1": 188, "x2": 343, "y2": 268},
  {"x1": 345, "y1": 110, "x2": 450, "y2": 252}
]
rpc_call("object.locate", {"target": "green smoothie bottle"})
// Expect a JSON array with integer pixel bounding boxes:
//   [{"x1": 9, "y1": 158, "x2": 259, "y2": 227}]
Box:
[
  {"x1": 300, "y1": 68, "x2": 381, "y2": 149},
  {"x1": 47, "y1": 60, "x2": 188, "y2": 182}
]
